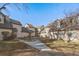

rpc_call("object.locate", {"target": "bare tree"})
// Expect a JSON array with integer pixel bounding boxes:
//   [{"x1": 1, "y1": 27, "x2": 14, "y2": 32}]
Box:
[
  {"x1": 0, "y1": 3, "x2": 29, "y2": 17},
  {"x1": 47, "y1": 20, "x2": 61, "y2": 40},
  {"x1": 0, "y1": 4, "x2": 9, "y2": 11},
  {"x1": 63, "y1": 9, "x2": 79, "y2": 42}
]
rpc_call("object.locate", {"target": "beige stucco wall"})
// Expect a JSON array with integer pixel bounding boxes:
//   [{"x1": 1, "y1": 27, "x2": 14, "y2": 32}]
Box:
[
  {"x1": 31, "y1": 32, "x2": 35, "y2": 37},
  {"x1": 21, "y1": 32, "x2": 29, "y2": 37},
  {"x1": 40, "y1": 28, "x2": 50, "y2": 38},
  {"x1": 12, "y1": 24, "x2": 22, "y2": 38},
  {"x1": 0, "y1": 29, "x2": 12, "y2": 40},
  {"x1": 40, "y1": 28, "x2": 79, "y2": 41},
  {"x1": 53, "y1": 30, "x2": 79, "y2": 41},
  {"x1": 12, "y1": 24, "x2": 35, "y2": 38},
  {"x1": 64, "y1": 30, "x2": 79, "y2": 41}
]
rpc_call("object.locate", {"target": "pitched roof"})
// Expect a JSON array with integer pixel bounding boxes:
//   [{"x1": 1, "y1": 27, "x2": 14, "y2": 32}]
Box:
[
  {"x1": 0, "y1": 12, "x2": 6, "y2": 16},
  {"x1": 0, "y1": 12, "x2": 22, "y2": 25},
  {"x1": 9, "y1": 19, "x2": 22, "y2": 25},
  {"x1": 22, "y1": 27, "x2": 29, "y2": 32},
  {"x1": 22, "y1": 27, "x2": 34, "y2": 33},
  {"x1": 0, "y1": 12, "x2": 22, "y2": 28}
]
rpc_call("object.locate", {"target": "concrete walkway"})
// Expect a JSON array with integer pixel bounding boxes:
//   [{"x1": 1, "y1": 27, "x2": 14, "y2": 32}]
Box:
[{"x1": 19, "y1": 39, "x2": 52, "y2": 51}]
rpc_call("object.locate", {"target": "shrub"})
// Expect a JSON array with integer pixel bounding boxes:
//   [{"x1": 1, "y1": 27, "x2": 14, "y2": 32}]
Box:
[
  {"x1": 2, "y1": 32, "x2": 17, "y2": 41},
  {"x1": 7, "y1": 33, "x2": 17, "y2": 40}
]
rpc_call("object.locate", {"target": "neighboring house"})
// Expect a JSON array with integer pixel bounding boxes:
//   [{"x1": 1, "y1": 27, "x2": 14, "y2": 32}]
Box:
[
  {"x1": 43, "y1": 14, "x2": 79, "y2": 41},
  {"x1": 0, "y1": 12, "x2": 17, "y2": 40},
  {"x1": 9, "y1": 18, "x2": 22, "y2": 38},
  {"x1": 40, "y1": 27, "x2": 50, "y2": 38},
  {"x1": 28, "y1": 28, "x2": 35, "y2": 37},
  {"x1": 0, "y1": 12, "x2": 28, "y2": 40},
  {"x1": 39, "y1": 27, "x2": 58, "y2": 39},
  {"x1": 40, "y1": 24, "x2": 79, "y2": 42},
  {"x1": 61, "y1": 24, "x2": 79, "y2": 41},
  {"x1": 0, "y1": 12, "x2": 36, "y2": 40},
  {"x1": 21, "y1": 27, "x2": 29, "y2": 38},
  {"x1": 25, "y1": 24, "x2": 35, "y2": 37}
]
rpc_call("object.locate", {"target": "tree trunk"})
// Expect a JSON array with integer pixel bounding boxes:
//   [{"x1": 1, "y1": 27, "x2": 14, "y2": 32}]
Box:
[
  {"x1": 57, "y1": 30, "x2": 60, "y2": 40},
  {"x1": 35, "y1": 28, "x2": 39, "y2": 37},
  {"x1": 29, "y1": 33, "x2": 32, "y2": 40}
]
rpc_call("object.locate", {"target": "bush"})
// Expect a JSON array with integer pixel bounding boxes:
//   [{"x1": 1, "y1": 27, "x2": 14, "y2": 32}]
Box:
[
  {"x1": 2, "y1": 32, "x2": 17, "y2": 41},
  {"x1": 7, "y1": 33, "x2": 17, "y2": 40}
]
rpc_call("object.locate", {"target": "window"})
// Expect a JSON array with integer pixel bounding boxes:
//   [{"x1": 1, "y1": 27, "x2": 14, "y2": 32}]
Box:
[
  {"x1": 0, "y1": 18, "x2": 1, "y2": 22},
  {"x1": 77, "y1": 16, "x2": 79, "y2": 21},
  {"x1": 1, "y1": 31, "x2": 10, "y2": 40},
  {"x1": 0, "y1": 14, "x2": 3, "y2": 22}
]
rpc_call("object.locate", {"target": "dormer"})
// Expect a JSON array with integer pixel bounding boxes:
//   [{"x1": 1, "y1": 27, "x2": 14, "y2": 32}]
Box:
[{"x1": 0, "y1": 13, "x2": 4, "y2": 24}]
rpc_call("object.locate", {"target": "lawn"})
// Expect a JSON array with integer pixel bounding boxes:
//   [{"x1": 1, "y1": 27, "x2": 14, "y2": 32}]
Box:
[
  {"x1": 0, "y1": 40, "x2": 39, "y2": 56},
  {"x1": 0, "y1": 40, "x2": 28, "y2": 50},
  {"x1": 42, "y1": 39, "x2": 79, "y2": 55}
]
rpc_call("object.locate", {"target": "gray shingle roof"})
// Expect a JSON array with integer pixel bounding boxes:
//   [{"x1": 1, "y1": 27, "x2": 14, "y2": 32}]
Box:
[
  {"x1": 22, "y1": 27, "x2": 34, "y2": 33},
  {"x1": 0, "y1": 12, "x2": 22, "y2": 33},
  {"x1": 9, "y1": 19, "x2": 22, "y2": 25}
]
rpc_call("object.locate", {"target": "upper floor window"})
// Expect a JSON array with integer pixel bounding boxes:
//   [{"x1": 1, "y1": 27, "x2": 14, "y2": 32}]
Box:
[{"x1": 0, "y1": 17, "x2": 1, "y2": 22}]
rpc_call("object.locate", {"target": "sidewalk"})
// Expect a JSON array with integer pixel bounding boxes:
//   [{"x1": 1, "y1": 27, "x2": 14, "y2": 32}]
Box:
[{"x1": 19, "y1": 39, "x2": 52, "y2": 51}]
